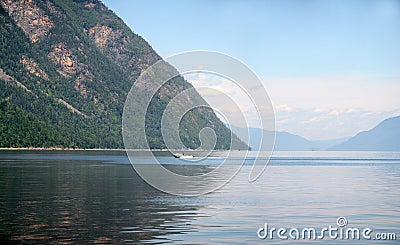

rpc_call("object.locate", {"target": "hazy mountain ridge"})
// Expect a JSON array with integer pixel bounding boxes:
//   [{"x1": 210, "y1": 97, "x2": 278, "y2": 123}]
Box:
[
  {"x1": 329, "y1": 115, "x2": 400, "y2": 151},
  {"x1": 229, "y1": 125, "x2": 349, "y2": 151},
  {"x1": 231, "y1": 115, "x2": 399, "y2": 151},
  {"x1": 0, "y1": 0, "x2": 246, "y2": 149}
]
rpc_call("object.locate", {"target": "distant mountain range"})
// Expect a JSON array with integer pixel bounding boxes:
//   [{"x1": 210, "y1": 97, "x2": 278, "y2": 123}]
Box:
[
  {"x1": 229, "y1": 125, "x2": 349, "y2": 151},
  {"x1": 231, "y1": 115, "x2": 400, "y2": 151},
  {"x1": 329, "y1": 115, "x2": 400, "y2": 151}
]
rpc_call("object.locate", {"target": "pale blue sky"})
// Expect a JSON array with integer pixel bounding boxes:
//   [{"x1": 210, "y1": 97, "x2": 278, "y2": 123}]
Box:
[{"x1": 102, "y1": 0, "x2": 400, "y2": 139}]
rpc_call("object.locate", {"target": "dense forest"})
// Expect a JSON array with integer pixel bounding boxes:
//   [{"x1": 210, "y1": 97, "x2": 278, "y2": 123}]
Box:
[{"x1": 0, "y1": 0, "x2": 247, "y2": 149}]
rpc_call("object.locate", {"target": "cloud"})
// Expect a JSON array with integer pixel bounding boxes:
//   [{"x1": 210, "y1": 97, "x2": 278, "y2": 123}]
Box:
[
  {"x1": 184, "y1": 72, "x2": 263, "y2": 128},
  {"x1": 262, "y1": 72, "x2": 400, "y2": 112},
  {"x1": 276, "y1": 118, "x2": 289, "y2": 124},
  {"x1": 275, "y1": 106, "x2": 400, "y2": 140},
  {"x1": 276, "y1": 104, "x2": 294, "y2": 112},
  {"x1": 185, "y1": 71, "x2": 400, "y2": 140},
  {"x1": 328, "y1": 110, "x2": 339, "y2": 116},
  {"x1": 254, "y1": 72, "x2": 400, "y2": 139}
]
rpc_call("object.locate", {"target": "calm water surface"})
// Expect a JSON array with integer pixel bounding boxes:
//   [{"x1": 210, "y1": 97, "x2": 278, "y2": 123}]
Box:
[{"x1": 0, "y1": 150, "x2": 399, "y2": 244}]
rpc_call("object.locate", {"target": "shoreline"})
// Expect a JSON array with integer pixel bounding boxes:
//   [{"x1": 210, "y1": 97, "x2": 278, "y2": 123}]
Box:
[
  {"x1": 0, "y1": 148, "x2": 177, "y2": 151},
  {"x1": 0, "y1": 148, "x2": 224, "y2": 152},
  {"x1": 0, "y1": 147, "x2": 126, "y2": 151}
]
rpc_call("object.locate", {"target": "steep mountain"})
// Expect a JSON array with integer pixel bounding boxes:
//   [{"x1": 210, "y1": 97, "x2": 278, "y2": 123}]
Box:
[
  {"x1": 0, "y1": 0, "x2": 246, "y2": 149},
  {"x1": 329, "y1": 116, "x2": 400, "y2": 151},
  {"x1": 230, "y1": 125, "x2": 349, "y2": 151}
]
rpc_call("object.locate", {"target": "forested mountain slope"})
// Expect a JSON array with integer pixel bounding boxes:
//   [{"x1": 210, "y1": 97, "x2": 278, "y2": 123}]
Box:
[{"x1": 0, "y1": 0, "x2": 246, "y2": 149}]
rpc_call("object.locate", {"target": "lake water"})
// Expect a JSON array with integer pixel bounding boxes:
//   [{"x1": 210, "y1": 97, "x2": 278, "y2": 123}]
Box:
[{"x1": 0, "y1": 150, "x2": 399, "y2": 244}]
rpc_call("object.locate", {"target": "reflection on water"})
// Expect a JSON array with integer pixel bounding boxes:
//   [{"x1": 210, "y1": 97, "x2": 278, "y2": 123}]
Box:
[{"x1": 0, "y1": 151, "x2": 399, "y2": 244}]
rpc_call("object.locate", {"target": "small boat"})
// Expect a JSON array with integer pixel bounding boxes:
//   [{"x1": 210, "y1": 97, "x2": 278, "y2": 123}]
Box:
[{"x1": 173, "y1": 153, "x2": 195, "y2": 159}]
